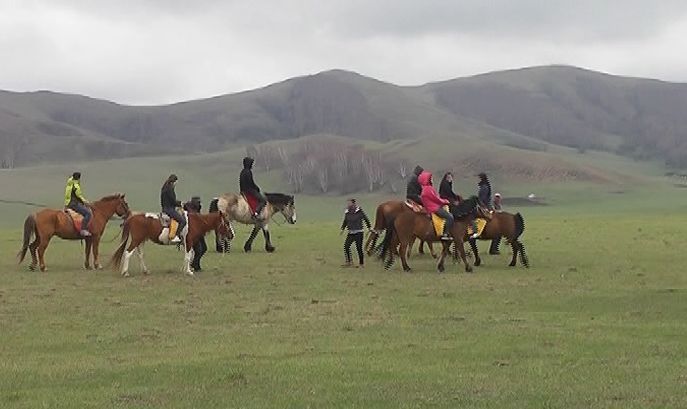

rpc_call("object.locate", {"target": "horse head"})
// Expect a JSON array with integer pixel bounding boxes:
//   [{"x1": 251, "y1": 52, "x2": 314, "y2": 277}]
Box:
[
  {"x1": 216, "y1": 211, "x2": 235, "y2": 241},
  {"x1": 266, "y1": 193, "x2": 297, "y2": 224},
  {"x1": 114, "y1": 194, "x2": 131, "y2": 218}
]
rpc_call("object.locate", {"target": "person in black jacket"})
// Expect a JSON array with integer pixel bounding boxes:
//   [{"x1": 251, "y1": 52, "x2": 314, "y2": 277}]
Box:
[
  {"x1": 439, "y1": 172, "x2": 462, "y2": 204},
  {"x1": 161, "y1": 174, "x2": 185, "y2": 243},
  {"x1": 239, "y1": 157, "x2": 267, "y2": 220},
  {"x1": 406, "y1": 165, "x2": 424, "y2": 205},
  {"x1": 477, "y1": 172, "x2": 492, "y2": 209},
  {"x1": 183, "y1": 196, "x2": 207, "y2": 271},
  {"x1": 340, "y1": 198, "x2": 371, "y2": 268}
]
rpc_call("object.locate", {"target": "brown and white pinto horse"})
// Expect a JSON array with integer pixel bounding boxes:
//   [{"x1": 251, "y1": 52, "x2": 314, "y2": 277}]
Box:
[
  {"x1": 216, "y1": 193, "x2": 296, "y2": 253},
  {"x1": 17, "y1": 194, "x2": 130, "y2": 271},
  {"x1": 109, "y1": 211, "x2": 232, "y2": 277}
]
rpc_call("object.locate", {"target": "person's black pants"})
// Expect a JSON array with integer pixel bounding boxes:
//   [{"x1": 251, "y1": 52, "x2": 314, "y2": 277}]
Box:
[{"x1": 344, "y1": 232, "x2": 364, "y2": 265}]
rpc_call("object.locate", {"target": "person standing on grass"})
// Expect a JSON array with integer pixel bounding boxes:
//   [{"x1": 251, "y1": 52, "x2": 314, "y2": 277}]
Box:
[{"x1": 340, "y1": 198, "x2": 371, "y2": 268}]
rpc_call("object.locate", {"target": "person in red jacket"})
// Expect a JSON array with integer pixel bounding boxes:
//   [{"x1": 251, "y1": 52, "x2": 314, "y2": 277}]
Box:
[{"x1": 418, "y1": 171, "x2": 454, "y2": 240}]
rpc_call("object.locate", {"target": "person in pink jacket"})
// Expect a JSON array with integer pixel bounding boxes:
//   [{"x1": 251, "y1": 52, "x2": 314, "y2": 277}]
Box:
[{"x1": 418, "y1": 171, "x2": 454, "y2": 240}]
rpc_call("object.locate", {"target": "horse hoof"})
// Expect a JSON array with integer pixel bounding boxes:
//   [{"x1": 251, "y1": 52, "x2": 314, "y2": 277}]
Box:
[
  {"x1": 474, "y1": 260, "x2": 482, "y2": 267},
  {"x1": 403, "y1": 267, "x2": 412, "y2": 273},
  {"x1": 509, "y1": 262, "x2": 516, "y2": 267},
  {"x1": 121, "y1": 271, "x2": 129, "y2": 277},
  {"x1": 40, "y1": 267, "x2": 47, "y2": 272},
  {"x1": 465, "y1": 266, "x2": 473, "y2": 273},
  {"x1": 95, "y1": 264, "x2": 103, "y2": 270},
  {"x1": 437, "y1": 266, "x2": 445, "y2": 273},
  {"x1": 143, "y1": 270, "x2": 150, "y2": 275},
  {"x1": 186, "y1": 271, "x2": 194, "y2": 276},
  {"x1": 266, "y1": 246, "x2": 275, "y2": 253},
  {"x1": 85, "y1": 265, "x2": 92, "y2": 270},
  {"x1": 29, "y1": 265, "x2": 36, "y2": 271}
]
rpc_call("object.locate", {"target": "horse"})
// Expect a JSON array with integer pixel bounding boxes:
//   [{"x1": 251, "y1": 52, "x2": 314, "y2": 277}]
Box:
[
  {"x1": 109, "y1": 211, "x2": 233, "y2": 277},
  {"x1": 17, "y1": 194, "x2": 130, "y2": 272},
  {"x1": 365, "y1": 200, "x2": 439, "y2": 258},
  {"x1": 376, "y1": 196, "x2": 491, "y2": 273},
  {"x1": 216, "y1": 192, "x2": 296, "y2": 253},
  {"x1": 468, "y1": 211, "x2": 529, "y2": 267}
]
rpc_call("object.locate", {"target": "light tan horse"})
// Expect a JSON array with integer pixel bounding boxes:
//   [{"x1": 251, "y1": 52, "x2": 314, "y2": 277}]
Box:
[
  {"x1": 216, "y1": 192, "x2": 296, "y2": 253},
  {"x1": 17, "y1": 194, "x2": 130, "y2": 271},
  {"x1": 109, "y1": 211, "x2": 233, "y2": 277}
]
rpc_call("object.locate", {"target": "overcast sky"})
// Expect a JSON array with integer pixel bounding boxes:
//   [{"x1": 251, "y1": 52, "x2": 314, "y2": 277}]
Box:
[{"x1": 2, "y1": 0, "x2": 687, "y2": 105}]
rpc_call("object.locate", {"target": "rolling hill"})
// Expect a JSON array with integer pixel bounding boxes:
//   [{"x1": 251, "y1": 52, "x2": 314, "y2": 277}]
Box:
[{"x1": 2, "y1": 65, "x2": 687, "y2": 170}]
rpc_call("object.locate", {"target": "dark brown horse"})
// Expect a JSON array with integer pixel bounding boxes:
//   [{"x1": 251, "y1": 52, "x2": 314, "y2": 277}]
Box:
[
  {"x1": 468, "y1": 211, "x2": 529, "y2": 267},
  {"x1": 376, "y1": 196, "x2": 491, "y2": 273},
  {"x1": 17, "y1": 194, "x2": 130, "y2": 271},
  {"x1": 365, "y1": 200, "x2": 439, "y2": 258},
  {"x1": 109, "y1": 211, "x2": 233, "y2": 277}
]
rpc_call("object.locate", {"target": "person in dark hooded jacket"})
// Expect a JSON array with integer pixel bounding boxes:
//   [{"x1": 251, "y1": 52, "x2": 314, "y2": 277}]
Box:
[
  {"x1": 183, "y1": 196, "x2": 207, "y2": 271},
  {"x1": 439, "y1": 172, "x2": 462, "y2": 204},
  {"x1": 161, "y1": 174, "x2": 185, "y2": 243},
  {"x1": 406, "y1": 165, "x2": 424, "y2": 204},
  {"x1": 239, "y1": 157, "x2": 266, "y2": 219}
]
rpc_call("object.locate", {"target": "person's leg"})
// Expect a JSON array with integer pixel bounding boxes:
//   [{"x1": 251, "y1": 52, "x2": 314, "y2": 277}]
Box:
[
  {"x1": 73, "y1": 203, "x2": 92, "y2": 235},
  {"x1": 254, "y1": 191, "x2": 267, "y2": 216},
  {"x1": 435, "y1": 208, "x2": 454, "y2": 238},
  {"x1": 164, "y1": 208, "x2": 186, "y2": 238},
  {"x1": 343, "y1": 234, "x2": 354, "y2": 266},
  {"x1": 354, "y1": 232, "x2": 364, "y2": 266}
]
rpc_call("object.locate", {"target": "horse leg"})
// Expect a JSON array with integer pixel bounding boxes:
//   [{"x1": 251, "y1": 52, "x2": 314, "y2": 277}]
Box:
[
  {"x1": 399, "y1": 241, "x2": 411, "y2": 272},
  {"x1": 136, "y1": 245, "x2": 149, "y2": 275},
  {"x1": 37, "y1": 235, "x2": 53, "y2": 272},
  {"x1": 244, "y1": 225, "x2": 260, "y2": 252},
  {"x1": 84, "y1": 239, "x2": 93, "y2": 270},
  {"x1": 470, "y1": 238, "x2": 481, "y2": 266},
  {"x1": 121, "y1": 236, "x2": 144, "y2": 277},
  {"x1": 509, "y1": 240, "x2": 518, "y2": 267},
  {"x1": 263, "y1": 225, "x2": 275, "y2": 253},
  {"x1": 184, "y1": 246, "x2": 195, "y2": 276},
  {"x1": 29, "y1": 237, "x2": 39, "y2": 271},
  {"x1": 436, "y1": 241, "x2": 448, "y2": 273},
  {"x1": 417, "y1": 239, "x2": 425, "y2": 255},
  {"x1": 92, "y1": 236, "x2": 103, "y2": 269},
  {"x1": 518, "y1": 240, "x2": 530, "y2": 268},
  {"x1": 365, "y1": 231, "x2": 379, "y2": 256},
  {"x1": 456, "y1": 240, "x2": 472, "y2": 273},
  {"x1": 428, "y1": 241, "x2": 437, "y2": 259},
  {"x1": 407, "y1": 237, "x2": 415, "y2": 259}
]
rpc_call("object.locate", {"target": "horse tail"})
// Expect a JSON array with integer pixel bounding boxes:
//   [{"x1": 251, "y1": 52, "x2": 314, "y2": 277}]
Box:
[
  {"x1": 109, "y1": 218, "x2": 131, "y2": 270},
  {"x1": 376, "y1": 215, "x2": 397, "y2": 268},
  {"x1": 17, "y1": 214, "x2": 36, "y2": 263},
  {"x1": 514, "y1": 212, "x2": 525, "y2": 240},
  {"x1": 365, "y1": 204, "x2": 387, "y2": 255}
]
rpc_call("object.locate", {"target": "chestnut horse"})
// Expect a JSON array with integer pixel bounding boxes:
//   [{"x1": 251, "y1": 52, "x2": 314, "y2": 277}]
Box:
[
  {"x1": 468, "y1": 211, "x2": 529, "y2": 267},
  {"x1": 376, "y1": 196, "x2": 491, "y2": 273},
  {"x1": 216, "y1": 192, "x2": 296, "y2": 253},
  {"x1": 109, "y1": 211, "x2": 233, "y2": 277},
  {"x1": 17, "y1": 194, "x2": 130, "y2": 271},
  {"x1": 365, "y1": 201, "x2": 438, "y2": 258}
]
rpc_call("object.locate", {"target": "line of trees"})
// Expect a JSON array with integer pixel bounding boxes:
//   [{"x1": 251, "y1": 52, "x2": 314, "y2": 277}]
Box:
[{"x1": 247, "y1": 141, "x2": 411, "y2": 194}]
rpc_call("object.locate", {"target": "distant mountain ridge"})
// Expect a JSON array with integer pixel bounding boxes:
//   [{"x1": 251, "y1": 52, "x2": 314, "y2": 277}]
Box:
[{"x1": 2, "y1": 65, "x2": 687, "y2": 168}]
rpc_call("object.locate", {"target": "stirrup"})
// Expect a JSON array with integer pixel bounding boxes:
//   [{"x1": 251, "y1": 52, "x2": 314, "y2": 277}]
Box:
[
  {"x1": 170, "y1": 236, "x2": 182, "y2": 244},
  {"x1": 80, "y1": 230, "x2": 92, "y2": 237},
  {"x1": 440, "y1": 234, "x2": 453, "y2": 241}
]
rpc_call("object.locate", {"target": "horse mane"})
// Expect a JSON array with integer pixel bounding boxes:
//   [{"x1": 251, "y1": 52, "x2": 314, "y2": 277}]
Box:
[
  {"x1": 450, "y1": 195, "x2": 478, "y2": 219},
  {"x1": 96, "y1": 193, "x2": 124, "y2": 203},
  {"x1": 264, "y1": 193, "x2": 294, "y2": 207}
]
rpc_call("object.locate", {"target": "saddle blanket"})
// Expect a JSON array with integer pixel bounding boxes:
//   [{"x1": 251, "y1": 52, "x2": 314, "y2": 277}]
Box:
[
  {"x1": 405, "y1": 200, "x2": 424, "y2": 213},
  {"x1": 242, "y1": 192, "x2": 259, "y2": 213},
  {"x1": 430, "y1": 208, "x2": 488, "y2": 237},
  {"x1": 64, "y1": 208, "x2": 92, "y2": 232},
  {"x1": 145, "y1": 211, "x2": 188, "y2": 243}
]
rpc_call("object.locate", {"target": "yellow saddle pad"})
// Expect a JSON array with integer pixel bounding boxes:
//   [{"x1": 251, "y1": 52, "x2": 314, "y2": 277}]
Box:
[
  {"x1": 169, "y1": 219, "x2": 179, "y2": 239},
  {"x1": 467, "y1": 218, "x2": 488, "y2": 236},
  {"x1": 431, "y1": 206, "x2": 449, "y2": 236}
]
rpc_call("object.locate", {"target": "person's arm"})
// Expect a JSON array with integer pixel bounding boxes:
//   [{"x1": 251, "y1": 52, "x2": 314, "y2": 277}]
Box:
[
  {"x1": 340, "y1": 213, "x2": 347, "y2": 231},
  {"x1": 247, "y1": 171, "x2": 260, "y2": 192},
  {"x1": 74, "y1": 182, "x2": 89, "y2": 204}
]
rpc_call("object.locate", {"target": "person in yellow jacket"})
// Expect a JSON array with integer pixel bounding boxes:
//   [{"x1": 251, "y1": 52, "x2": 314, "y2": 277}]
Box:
[{"x1": 64, "y1": 172, "x2": 92, "y2": 237}]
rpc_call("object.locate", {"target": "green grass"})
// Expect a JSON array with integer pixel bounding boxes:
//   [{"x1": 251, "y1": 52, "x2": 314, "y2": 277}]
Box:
[{"x1": 1, "y1": 192, "x2": 687, "y2": 408}]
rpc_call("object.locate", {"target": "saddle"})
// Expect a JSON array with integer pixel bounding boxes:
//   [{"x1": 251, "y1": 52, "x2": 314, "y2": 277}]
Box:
[
  {"x1": 144, "y1": 210, "x2": 187, "y2": 244},
  {"x1": 64, "y1": 208, "x2": 92, "y2": 233},
  {"x1": 242, "y1": 192, "x2": 260, "y2": 214},
  {"x1": 405, "y1": 200, "x2": 425, "y2": 214}
]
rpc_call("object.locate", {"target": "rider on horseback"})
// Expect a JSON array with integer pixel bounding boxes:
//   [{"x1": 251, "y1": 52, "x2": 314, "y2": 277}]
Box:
[
  {"x1": 418, "y1": 171, "x2": 454, "y2": 241},
  {"x1": 240, "y1": 157, "x2": 267, "y2": 220},
  {"x1": 64, "y1": 172, "x2": 92, "y2": 237},
  {"x1": 469, "y1": 172, "x2": 492, "y2": 240},
  {"x1": 439, "y1": 172, "x2": 462, "y2": 204},
  {"x1": 406, "y1": 165, "x2": 424, "y2": 206},
  {"x1": 160, "y1": 174, "x2": 185, "y2": 244}
]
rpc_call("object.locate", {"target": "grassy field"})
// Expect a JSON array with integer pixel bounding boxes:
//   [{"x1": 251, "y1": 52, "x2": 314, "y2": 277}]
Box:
[{"x1": 1, "y1": 181, "x2": 687, "y2": 408}]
